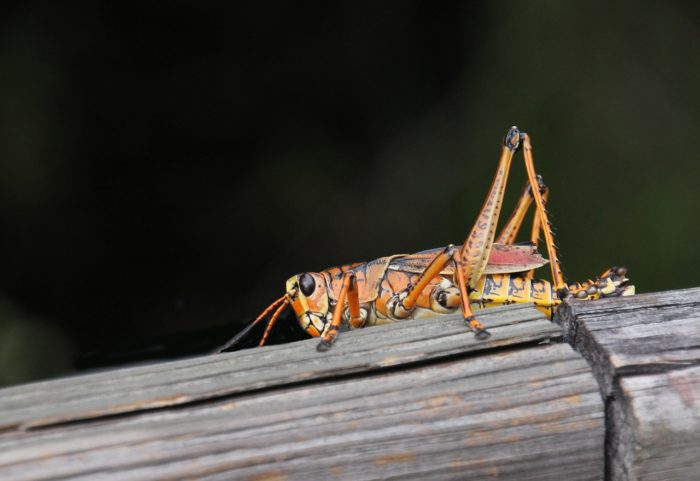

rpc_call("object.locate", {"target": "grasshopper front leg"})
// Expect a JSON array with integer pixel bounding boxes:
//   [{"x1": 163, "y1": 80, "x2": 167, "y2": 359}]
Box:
[{"x1": 316, "y1": 272, "x2": 361, "y2": 351}]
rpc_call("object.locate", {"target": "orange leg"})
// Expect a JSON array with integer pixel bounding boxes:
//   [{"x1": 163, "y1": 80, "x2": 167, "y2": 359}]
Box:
[
  {"x1": 454, "y1": 252, "x2": 489, "y2": 339},
  {"x1": 512, "y1": 152, "x2": 625, "y2": 297},
  {"x1": 346, "y1": 274, "x2": 363, "y2": 328},
  {"x1": 387, "y1": 245, "x2": 457, "y2": 318},
  {"x1": 524, "y1": 186, "x2": 550, "y2": 279},
  {"x1": 457, "y1": 127, "x2": 521, "y2": 336},
  {"x1": 528, "y1": 184, "x2": 549, "y2": 249},
  {"x1": 316, "y1": 272, "x2": 360, "y2": 351},
  {"x1": 496, "y1": 175, "x2": 549, "y2": 246},
  {"x1": 521, "y1": 134, "x2": 566, "y2": 294},
  {"x1": 457, "y1": 127, "x2": 566, "y2": 335},
  {"x1": 494, "y1": 175, "x2": 551, "y2": 280},
  {"x1": 496, "y1": 182, "x2": 533, "y2": 245},
  {"x1": 385, "y1": 244, "x2": 491, "y2": 339},
  {"x1": 459, "y1": 127, "x2": 520, "y2": 287}
]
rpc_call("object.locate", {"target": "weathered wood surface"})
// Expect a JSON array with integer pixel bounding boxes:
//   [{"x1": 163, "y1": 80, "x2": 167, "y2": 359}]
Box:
[
  {"x1": 0, "y1": 304, "x2": 557, "y2": 431},
  {"x1": 0, "y1": 304, "x2": 608, "y2": 480},
  {"x1": 555, "y1": 287, "x2": 700, "y2": 481}
]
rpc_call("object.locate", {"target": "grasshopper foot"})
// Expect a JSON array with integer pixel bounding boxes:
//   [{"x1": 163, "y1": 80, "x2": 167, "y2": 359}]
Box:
[
  {"x1": 504, "y1": 126, "x2": 522, "y2": 151},
  {"x1": 556, "y1": 287, "x2": 571, "y2": 300},
  {"x1": 316, "y1": 338, "x2": 334, "y2": 352},
  {"x1": 474, "y1": 329, "x2": 491, "y2": 340},
  {"x1": 465, "y1": 315, "x2": 491, "y2": 340}
]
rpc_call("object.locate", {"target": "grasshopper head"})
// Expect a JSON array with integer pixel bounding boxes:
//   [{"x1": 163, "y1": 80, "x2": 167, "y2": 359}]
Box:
[{"x1": 286, "y1": 272, "x2": 330, "y2": 337}]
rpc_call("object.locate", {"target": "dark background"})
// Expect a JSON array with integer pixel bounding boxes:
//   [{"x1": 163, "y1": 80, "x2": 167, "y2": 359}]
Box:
[{"x1": 1, "y1": 1, "x2": 698, "y2": 386}]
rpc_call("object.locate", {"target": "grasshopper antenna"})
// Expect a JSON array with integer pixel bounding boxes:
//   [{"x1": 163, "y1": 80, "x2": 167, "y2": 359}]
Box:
[{"x1": 212, "y1": 295, "x2": 288, "y2": 354}]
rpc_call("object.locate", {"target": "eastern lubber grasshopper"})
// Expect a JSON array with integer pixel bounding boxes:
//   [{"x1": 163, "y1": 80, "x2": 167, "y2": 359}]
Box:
[{"x1": 218, "y1": 127, "x2": 634, "y2": 353}]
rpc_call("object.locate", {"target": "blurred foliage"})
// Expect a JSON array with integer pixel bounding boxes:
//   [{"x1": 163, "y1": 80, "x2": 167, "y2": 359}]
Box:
[
  {"x1": 0, "y1": 297, "x2": 74, "y2": 385},
  {"x1": 0, "y1": 1, "x2": 698, "y2": 386}
]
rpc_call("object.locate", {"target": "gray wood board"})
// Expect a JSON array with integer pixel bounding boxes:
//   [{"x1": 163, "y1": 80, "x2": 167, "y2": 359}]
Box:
[
  {"x1": 555, "y1": 287, "x2": 700, "y2": 397},
  {"x1": 0, "y1": 304, "x2": 559, "y2": 430},
  {"x1": 554, "y1": 287, "x2": 700, "y2": 481},
  {"x1": 609, "y1": 365, "x2": 700, "y2": 481},
  {"x1": 0, "y1": 343, "x2": 604, "y2": 481}
]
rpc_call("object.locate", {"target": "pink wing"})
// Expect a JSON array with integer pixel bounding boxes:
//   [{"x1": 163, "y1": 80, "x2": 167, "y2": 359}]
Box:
[{"x1": 389, "y1": 243, "x2": 548, "y2": 276}]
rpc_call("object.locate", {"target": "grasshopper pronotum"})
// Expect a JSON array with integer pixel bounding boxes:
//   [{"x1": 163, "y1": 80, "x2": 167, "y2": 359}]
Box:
[{"x1": 219, "y1": 127, "x2": 634, "y2": 353}]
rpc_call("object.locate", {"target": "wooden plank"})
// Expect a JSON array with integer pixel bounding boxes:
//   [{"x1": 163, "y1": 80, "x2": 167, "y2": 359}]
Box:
[
  {"x1": 555, "y1": 287, "x2": 700, "y2": 397},
  {"x1": 0, "y1": 304, "x2": 559, "y2": 430},
  {"x1": 554, "y1": 287, "x2": 700, "y2": 481},
  {"x1": 559, "y1": 287, "x2": 700, "y2": 318},
  {"x1": 0, "y1": 343, "x2": 604, "y2": 481},
  {"x1": 609, "y1": 366, "x2": 700, "y2": 481}
]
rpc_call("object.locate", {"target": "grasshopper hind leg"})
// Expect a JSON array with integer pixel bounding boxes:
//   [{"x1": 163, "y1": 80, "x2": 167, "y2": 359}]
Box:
[{"x1": 455, "y1": 127, "x2": 524, "y2": 339}]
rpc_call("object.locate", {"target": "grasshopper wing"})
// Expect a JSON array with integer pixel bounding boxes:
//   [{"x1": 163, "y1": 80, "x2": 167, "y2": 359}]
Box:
[{"x1": 389, "y1": 243, "x2": 548, "y2": 276}]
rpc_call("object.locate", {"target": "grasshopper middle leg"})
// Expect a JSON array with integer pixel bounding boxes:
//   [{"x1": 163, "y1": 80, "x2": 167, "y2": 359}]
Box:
[
  {"x1": 495, "y1": 176, "x2": 552, "y2": 279},
  {"x1": 385, "y1": 244, "x2": 491, "y2": 339}
]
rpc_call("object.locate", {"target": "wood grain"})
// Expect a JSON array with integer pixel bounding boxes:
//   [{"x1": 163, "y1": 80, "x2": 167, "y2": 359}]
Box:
[
  {"x1": 0, "y1": 304, "x2": 608, "y2": 480},
  {"x1": 555, "y1": 287, "x2": 700, "y2": 481},
  {"x1": 0, "y1": 303, "x2": 558, "y2": 431},
  {"x1": 0, "y1": 344, "x2": 603, "y2": 481},
  {"x1": 609, "y1": 365, "x2": 700, "y2": 481}
]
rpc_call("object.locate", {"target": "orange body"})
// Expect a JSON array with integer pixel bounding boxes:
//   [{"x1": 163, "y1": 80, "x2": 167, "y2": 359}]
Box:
[
  {"x1": 285, "y1": 242, "x2": 563, "y2": 335},
  {"x1": 217, "y1": 127, "x2": 634, "y2": 353}
]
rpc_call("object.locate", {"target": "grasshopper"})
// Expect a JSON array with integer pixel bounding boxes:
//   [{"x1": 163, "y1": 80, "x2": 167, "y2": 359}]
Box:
[{"x1": 219, "y1": 127, "x2": 634, "y2": 353}]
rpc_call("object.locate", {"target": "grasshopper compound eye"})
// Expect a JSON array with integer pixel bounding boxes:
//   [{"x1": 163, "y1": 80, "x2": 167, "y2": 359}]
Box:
[{"x1": 299, "y1": 273, "x2": 316, "y2": 296}]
